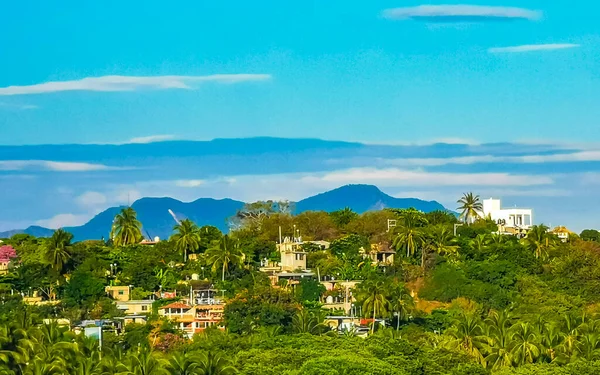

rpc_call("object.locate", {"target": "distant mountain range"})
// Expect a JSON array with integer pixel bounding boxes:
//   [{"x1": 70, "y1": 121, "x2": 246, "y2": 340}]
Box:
[{"x1": 0, "y1": 184, "x2": 447, "y2": 241}]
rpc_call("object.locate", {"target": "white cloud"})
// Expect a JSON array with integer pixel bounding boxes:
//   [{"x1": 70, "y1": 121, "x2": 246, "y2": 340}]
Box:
[
  {"x1": 379, "y1": 150, "x2": 600, "y2": 167},
  {"x1": 36, "y1": 213, "x2": 92, "y2": 229},
  {"x1": 128, "y1": 135, "x2": 176, "y2": 144},
  {"x1": 0, "y1": 74, "x2": 272, "y2": 96},
  {"x1": 382, "y1": 5, "x2": 541, "y2": 21},
  {"x1": 0, "y1": 160, "x2": 120, "y2": 172},
  {"x1": 175, "y1": 180, "x2": 206, "y2": 188},
  {"x1": 76, "y1": 191, "x2": 107, "y2": 209},
  {"x1": 304, "y1": 168, "x2": 552, "y2": 187},
  {"x1": 489, "y1": 43, "x2": 580, "y2": 53}
]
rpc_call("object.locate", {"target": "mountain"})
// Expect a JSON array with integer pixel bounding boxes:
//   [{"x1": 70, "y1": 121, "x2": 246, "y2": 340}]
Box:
[
  {"x1": 0, "y1": 185, "x2": 447, "y2": 241},
  {"x1": 295, "y1": 184, "x2": 446, "y2": 213},
  {"x1": 0, "y1": 226, "x2": 55, "y2": 238}
]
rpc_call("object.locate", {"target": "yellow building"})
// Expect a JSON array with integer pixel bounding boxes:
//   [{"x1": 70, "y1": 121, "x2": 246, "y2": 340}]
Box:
[
  {"x1": 105, "y1": 286, "x2": 131, "y2": 302},
  {"x1": 116, "y1": 300, "x2": 153, "y2": 315},
  {"x1": 551, "y1": 226, "x2": 573, "y2": 243}
]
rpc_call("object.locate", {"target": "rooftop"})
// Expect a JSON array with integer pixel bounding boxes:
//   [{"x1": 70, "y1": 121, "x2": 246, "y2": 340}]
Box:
[{"x1": 160, "y1": 302, "x2": 191, "y2": 310}]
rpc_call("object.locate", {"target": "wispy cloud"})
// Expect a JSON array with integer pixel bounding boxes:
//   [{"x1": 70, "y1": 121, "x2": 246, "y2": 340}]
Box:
[
  {"x1": 0, "y1": 160, "x2": 122, "y2": 172},
  {"x1": 382, "y1": 5, "x2": 541, "y2": 22},
  {"x1": 0, "y1": 102, "x2": 38, "y2": 110},
  {"x1": 36, "y1": 213, "x2": 92, "y2": 229},
  {"x1": 0, "y1": 74, "x2": 272, "y2": 96},
  {"x1": 379, "y1": 150, "x2": 600, "y2": 167},
  {"x1": 306, "y1": 168, "x2": 553, "y2": 187},
  {"x1": 489, "y1": 43, "x2": 580, "y2": 53},
  {"x1": 175, "y1": 179, "x2": 206, "y2": 188},
  {"x1": 128, "y1": 135, "x2": 176, "y2": 144}
]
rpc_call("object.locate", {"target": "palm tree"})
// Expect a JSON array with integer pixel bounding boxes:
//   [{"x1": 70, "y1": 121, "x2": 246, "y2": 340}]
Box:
[
  {"x1": 206, "y1": 236, "x2": 244, "y2": 282},
  {"x1": 195, "y1": 352, "x2": 238, "y2": 375},
  {"x1": 111, "y1": 207, "x2": 143, "y2": 247},
  {"x1": 125, "y1": 346, "x2": 167, "y2": 375},
  {"x1": 424, "y1": 225, "x2": 458, "y2": 267},
  {"x1": 448, "y1": 313, "x2": 486, "y2": 364},
  {"x1": 170, "y1": 219, "x2": 202, "y2": 263},
  {"x1": 510, "y1": 323, "x2": 541, "y2": 365},
  {"x1": 166, "y1": 352, "x2": 202, "y2": 375},
  {"x1": 360, "y1": 279, "x2": 390, "y2": 334},
  {"x1": 522, "y1": 224, "x2": 555, "y2": 260},
  {"x1": 483, "y1": 310, "x2": 513, "y2": 369},
  {"x1": 292, "y1": 310, "x2": 328, "y2": 335},
  {"x1": 43, "y1": 229, "x2": 73, "y2": 273},
  {"x1": 457, "y1": 193, "x2": 483, "y2": 224},
  {"x1": 393, "y1": 226, "x2": 424, "y2": 259},
  {"x1": 389, "y1": 282, "x2": 414, "y2": 330}
]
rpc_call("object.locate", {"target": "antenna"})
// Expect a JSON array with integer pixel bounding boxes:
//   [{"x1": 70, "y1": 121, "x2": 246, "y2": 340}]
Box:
[{"x1": 168, "y1": 209, "x2": 181, "y2": 224}]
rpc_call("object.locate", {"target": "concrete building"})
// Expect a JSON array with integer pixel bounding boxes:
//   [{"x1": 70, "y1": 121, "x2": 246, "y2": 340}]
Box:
[
  {"x1": 481, "y1": 198, "x2": 533, "y2": 234},
  {"x1": 158, "y1": 291, "x2": 225, "y2": 338},
  {"x1": 105, "y1": 285, "x2": 130, "y2": 302},
  {"x1": 116, "y1": 300, "x2": 153, "y2": 315}
]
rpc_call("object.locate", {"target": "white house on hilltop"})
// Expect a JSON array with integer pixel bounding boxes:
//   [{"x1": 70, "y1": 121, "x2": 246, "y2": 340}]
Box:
[{"x1": 481, "y1": 198, "x2": 533, "y2": 234}]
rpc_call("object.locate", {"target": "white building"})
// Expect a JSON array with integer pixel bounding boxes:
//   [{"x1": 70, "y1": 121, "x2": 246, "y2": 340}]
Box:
[{"x1": 481, "y1": 198, "x2": 533, "y2": 232}]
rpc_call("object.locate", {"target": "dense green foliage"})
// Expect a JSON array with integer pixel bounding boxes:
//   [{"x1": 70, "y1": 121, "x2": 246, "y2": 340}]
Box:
[{"x1": 0, "y1": 201, "x2": 600, "y2": 374}]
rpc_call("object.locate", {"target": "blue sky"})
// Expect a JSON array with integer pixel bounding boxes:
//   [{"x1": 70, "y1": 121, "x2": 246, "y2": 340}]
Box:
[{"x1": 1, "y1": 1, "x2": 600, "y2": 232}]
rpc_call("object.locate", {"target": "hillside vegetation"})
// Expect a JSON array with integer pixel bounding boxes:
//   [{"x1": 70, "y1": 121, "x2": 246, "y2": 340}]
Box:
[{"x1": 1, "y1": 194, "x2": 600, "y2": 374}]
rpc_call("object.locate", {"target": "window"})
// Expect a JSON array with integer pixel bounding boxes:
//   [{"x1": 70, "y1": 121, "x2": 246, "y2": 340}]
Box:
[
  {"x1": 118, "y1": 290, "x2": 124, "y2": 295},
  {"x1": 141, "y1": 305, "x2": 148, "y2": 311}
]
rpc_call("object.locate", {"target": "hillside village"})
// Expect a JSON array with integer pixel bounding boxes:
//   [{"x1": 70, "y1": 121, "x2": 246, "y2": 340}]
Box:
[{"x1": 1, "y1": 191, "x2": 599, "y2": 374}]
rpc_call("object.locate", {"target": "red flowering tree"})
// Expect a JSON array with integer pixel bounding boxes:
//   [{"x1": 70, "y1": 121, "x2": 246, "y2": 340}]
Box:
[{"x1": 0, "y1": 245, "x2": 17, "y2": 263}]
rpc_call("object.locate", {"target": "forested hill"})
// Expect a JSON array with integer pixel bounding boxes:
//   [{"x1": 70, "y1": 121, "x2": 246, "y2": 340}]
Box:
[{"x1": 1, "y1": 184, "x2": 447, "y2": 241}]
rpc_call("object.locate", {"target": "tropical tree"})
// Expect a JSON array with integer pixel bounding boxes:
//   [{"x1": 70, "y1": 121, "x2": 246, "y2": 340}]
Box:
[
  {"x1": 166, "y1": 352, "x2": 202, "y2": 375},
  {"x1": 43, "y1": 229, "x2": 73, "y2": 273},
  {"x1": 291, "y1": 310, "x2": 328, "y2": 335},
  {"x1": 111, "y1": 207, "x2": 143, "y2": 247},
  {"x1": 448, "y1": 313, "x2": 486, "y2": 364},
  {"x1": 359, "y1": 278, "x2": 390, "y2": 334},
  {"x1": 471, "y1": 234, "x2": 491, "y2": 253},
  {"x1": 170, "y1": 219, "x2": 202, "y2": 262},
  {"x1": 522, "y1": 224, "x2": 556, "y2": 260},
  {"x1": 483, "y1": 310, "x2": 514, "y2": 369},
  {"x1": 457, "y1": 193, "x2": 483, "y2": 224},
  {"x1": 206, "y1": 236, "x2": 245, "y2": 282},
  {"x1": 423, "y1": 225, "x2": 458, "y2": 267},
  {"x1": 194, "y1": 352, "x2": 237, "y2": 375},
  {"x1": 388, "y1": 281, "x2": 414, "y2": 330},
  {"x1": 510, "y1": 322, "x2": 541, "y2": 365}
]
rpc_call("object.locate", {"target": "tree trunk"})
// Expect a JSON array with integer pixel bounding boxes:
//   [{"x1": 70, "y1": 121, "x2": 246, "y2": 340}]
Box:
[
  {"x1": 184, "y1": 247, "x2": 187, "y2": 263},
  {"x1": 371, "y1": 302, "x2": 376, "y2": 334},
  {"x1": 396, "y1": 309, "x2": 400, "y2": 330},
  {"x1": 222, "y1": 262, "x2": 226, "y2": 282}
]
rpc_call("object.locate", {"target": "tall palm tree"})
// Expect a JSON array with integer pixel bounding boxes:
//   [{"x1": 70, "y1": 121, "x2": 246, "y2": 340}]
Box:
[
  {"x1": 389, "y1": 282, "x2": 414, "y2": 330},
  {"x1": 43, "y1": 229, "x2": 73, "y2": 273},
  {"x1": 111, "y1": 207, "x2": 143, "y2": 247},
  {"x1": 170, "y1": 219, "x2": 202, "y2": 263},
  {"x1": 393, "y1": 209, "x2": 428, "y2": 259},
  {"x1": 424, "y1": 225, "x2": 458, "y2": 267},
  {"x1": 206, "y1": 236, "x2": 244, "y2": 282},
  {"x1": 393, "y1": 226, "x2": 424, "y2": 259},
  {"x1": 360, "y1": 279, "x2": 390, "y2": 334},
  {"x1": 522, "y1": 224, "x2": 555, "y2": 260},
  {"x1": 457, "y1": 193, "x2": 483, "y2": 224}
]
